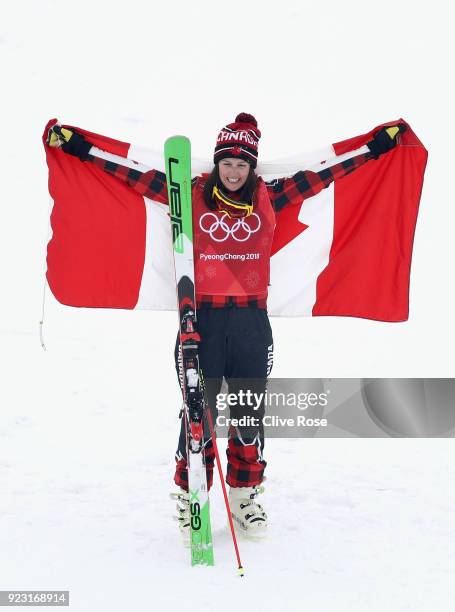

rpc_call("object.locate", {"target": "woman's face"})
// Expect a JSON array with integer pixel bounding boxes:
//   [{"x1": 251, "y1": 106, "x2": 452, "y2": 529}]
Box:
[{"x1": 218, "y1": 158, "x2": 250, "y2": 191}]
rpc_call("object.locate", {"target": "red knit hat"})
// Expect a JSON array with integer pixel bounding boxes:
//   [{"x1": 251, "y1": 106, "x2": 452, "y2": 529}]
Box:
[{"x1": 214, "y1": 113, "x2": 261, "y2": 168}]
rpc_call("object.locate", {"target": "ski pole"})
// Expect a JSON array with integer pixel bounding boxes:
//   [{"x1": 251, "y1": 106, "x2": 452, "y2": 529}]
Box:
[{"x1": 205, "y1": 408, "x2": 245, "y2": 577}]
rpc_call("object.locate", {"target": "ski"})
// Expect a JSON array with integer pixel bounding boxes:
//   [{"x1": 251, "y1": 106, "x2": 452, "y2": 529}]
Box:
[{"x1": 164, "y1": 135, "x2": 214, "y2": 566}]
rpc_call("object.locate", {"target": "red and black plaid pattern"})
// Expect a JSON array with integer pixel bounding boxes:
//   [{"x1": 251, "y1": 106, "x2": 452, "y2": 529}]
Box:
[
  {"x1": 81, "y1": 144, "x2": 373, "y2": 311},
  {"x1": 267, "y1": 151, "x2": 372, "y2": 212},
  {"x1": 174, "y1": 441, "x2": 215, "y2": 491},
  {"x1": 88, "y1": 153, "x2": 169, "y2": 204},
  {"x1": 174, "y1": 436, "x2": 266, "y2": 491},
  {"x1": 196, "y1": 294, "x2": 268, "y2": 310},
  {"x1": 225, "y1": 436, "x2": 266, "y2": 488},
  {"x1": 87, "y1": 145, "x2": 372, "y2": 216}
]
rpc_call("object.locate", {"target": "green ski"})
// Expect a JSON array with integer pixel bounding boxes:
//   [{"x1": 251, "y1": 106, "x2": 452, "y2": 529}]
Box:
[{"x1": 164, "y1": 136, "x2": 214, "y2": 566}]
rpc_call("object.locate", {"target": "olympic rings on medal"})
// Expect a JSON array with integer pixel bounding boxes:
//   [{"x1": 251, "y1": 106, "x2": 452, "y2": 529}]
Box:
[{"x1": 199, "y1": 212, "x2": 261, "y2": 242}]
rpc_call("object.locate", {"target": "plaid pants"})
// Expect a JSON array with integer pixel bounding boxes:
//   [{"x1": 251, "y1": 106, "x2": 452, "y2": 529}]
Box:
[{"x1": 173, "y1": 307, "x2": 273, "y2": 491}]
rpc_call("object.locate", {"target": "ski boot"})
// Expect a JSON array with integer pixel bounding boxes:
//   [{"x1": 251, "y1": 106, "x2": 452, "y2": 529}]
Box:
[
  {"x1": 170, "y1": 488, "x2": 190, "y2": 545},
  {"x1": 229, "y1": 485, "x2": 268, "y2": 537}
]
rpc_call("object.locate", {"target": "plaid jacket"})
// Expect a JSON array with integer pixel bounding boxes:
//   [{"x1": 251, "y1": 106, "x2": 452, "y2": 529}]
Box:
[{"x1": 86, "y1": 146, "x2": 373, "y2": 309}]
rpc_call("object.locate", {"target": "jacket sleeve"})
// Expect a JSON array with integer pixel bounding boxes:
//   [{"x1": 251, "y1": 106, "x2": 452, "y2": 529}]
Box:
[
  {"x1": 265, "y1": 146, "x2": 373, "y2": 212},
  {"x1": 86, "y1": 146, "x2": 169, "y2": 205}
]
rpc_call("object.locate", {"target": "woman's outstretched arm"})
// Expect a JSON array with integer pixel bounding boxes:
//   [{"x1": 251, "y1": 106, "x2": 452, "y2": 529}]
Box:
[
  {"x1": 266, "y1": 125, "x2": 406, "y2": 211},
  {"x1": 46, "y1": 123, "x2": 169, "y2": 204}
]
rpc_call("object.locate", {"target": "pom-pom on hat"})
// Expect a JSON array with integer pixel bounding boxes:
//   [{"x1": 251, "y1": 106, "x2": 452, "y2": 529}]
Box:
[{"x1": 214, "y1": 113, "x2": 261, "y2": 168}]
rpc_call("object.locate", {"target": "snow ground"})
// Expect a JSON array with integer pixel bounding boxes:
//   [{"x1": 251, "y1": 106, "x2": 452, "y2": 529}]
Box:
[
  {"x1": 1, "y1": 330, "x2": 454, "y2": 611},
  {"x1": 2, "y1": 1, "x2": 455, "y2": 610}
]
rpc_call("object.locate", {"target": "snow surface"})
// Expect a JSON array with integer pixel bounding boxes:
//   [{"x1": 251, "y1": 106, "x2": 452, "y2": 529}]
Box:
[
  {"x1": 2, "y1": 1, "x2": 455, "y2": 610},
  {"x1": 2, "y1": 331, "x2": 455, "y2": 611}
]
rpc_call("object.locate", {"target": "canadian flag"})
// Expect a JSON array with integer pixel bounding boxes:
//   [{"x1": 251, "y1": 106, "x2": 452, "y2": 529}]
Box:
[{"x1": 42, "y1": 119, "x2": 427, "y2": 321}]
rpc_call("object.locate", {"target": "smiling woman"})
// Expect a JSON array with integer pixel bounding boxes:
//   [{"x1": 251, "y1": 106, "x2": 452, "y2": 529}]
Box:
[
  {"x1": 202, "y1": 161, "x2": 258, "y2": 217},
  {"x1": 202, "y1": 115, "x2": 260, "y2": 217},
  {"x1": 218, "y1": 158, "x2": 251, "y2": 190},
  {"x1": 45, "y1": 112, "x2": 405, "y2": 542}
]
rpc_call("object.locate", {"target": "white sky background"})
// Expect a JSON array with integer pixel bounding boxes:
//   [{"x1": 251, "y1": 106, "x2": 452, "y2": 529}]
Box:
[
  {"x1": 1, "y1": 0, "x2": 454, "y2": 376},
  {"x1": 1, "y1": 2, "x2": 455, "y2": 610}
]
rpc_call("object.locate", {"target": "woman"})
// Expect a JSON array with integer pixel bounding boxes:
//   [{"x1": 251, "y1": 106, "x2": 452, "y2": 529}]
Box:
[{"x1": 47, "y1": 113, "x2": 404, "y2": 538}]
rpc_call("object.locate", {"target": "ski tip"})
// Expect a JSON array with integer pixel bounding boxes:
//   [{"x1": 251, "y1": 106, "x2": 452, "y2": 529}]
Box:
[
  {"x1": 165, "y1": 135, "x2": 190, "y2": 144},
  {"x1": 238, "y1": 565, "x2": 245, "y2": 577}
]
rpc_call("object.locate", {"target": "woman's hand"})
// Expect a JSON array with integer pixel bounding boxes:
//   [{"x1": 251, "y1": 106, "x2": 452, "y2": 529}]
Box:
[
  {"x1": 46, "y1": 124, "x2": 92, "y2": 161},
  {"x1": 367, "y1": 123, "x2": 407, "y2": 159}
]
